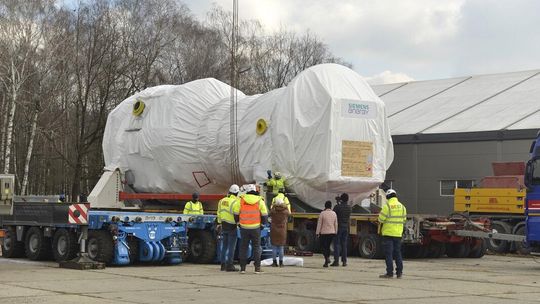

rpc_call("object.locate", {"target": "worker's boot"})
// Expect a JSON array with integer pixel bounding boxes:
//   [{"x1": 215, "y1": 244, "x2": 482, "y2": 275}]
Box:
[
  {"x1": 254, "y1": 265, "x2": 263, "y2": 274},
  {"x1": 272, "y1": 259, "x2": 278, "y2": 267},
  {"x1": 220, "y1": 263, "x2": 226, "y2": 271},
  {"x1": 239, "y1": 260, "x2": 246, "y2": 274},
  {"x1": 279, "y1": 260, "x2": 283, "y2": 267},
  {"x1": 226, "y1": 263, "x2": 238, "y2": 272}
]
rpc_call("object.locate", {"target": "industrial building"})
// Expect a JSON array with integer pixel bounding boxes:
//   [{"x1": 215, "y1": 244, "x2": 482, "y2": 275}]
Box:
[{"x1": 373, "y1": 69, "x2": 540, "y2": 214}]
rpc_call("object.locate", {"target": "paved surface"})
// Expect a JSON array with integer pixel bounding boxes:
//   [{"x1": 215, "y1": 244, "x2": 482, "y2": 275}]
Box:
[{"x1": 1, "y1": 255, "x2": 539, "y2": 303}]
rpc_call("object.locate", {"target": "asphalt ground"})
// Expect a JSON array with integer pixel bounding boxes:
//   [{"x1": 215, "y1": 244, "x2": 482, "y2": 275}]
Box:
[{"x1": 1, "y1": 254, "x2": 539, "y2": 304}]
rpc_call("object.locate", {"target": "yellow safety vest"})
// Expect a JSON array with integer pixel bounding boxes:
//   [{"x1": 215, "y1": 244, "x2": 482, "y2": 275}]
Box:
[
  {"x1": 378, "y1": 197, "x2": 407, "y2": 237},
  {"x1": 183, "y1": 200, "x2": 204, "y2": 215},
  {"x1": 232, "y1": 194, "x2": 268, "y2": 229},
  {"x1": 267, "y1": 177, "x2": 286, "y2": 194},
  {"x1": 217, "y1": 194, "x2": 237, "y2": 224},
  {"x1": 271, "y1": 193, "x2": 291, "y2": 212}
]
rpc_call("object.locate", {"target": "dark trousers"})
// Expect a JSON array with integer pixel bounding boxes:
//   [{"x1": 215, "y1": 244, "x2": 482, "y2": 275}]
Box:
[
  {"x1": 239, "y1": 228, "x2": 261, "y2": 270},
  {"x1": 320, "y1": 234, "x2": 335, "y2": 263},
  {"x1": 220, "y1": 228, "x2": 238, "y2": 265},
  {"x1": 333, "y1": 227, "x2": 348, "y2": 263},
  {"x1": 382, "y1": 236, "x2": 403, "y2": 275}
]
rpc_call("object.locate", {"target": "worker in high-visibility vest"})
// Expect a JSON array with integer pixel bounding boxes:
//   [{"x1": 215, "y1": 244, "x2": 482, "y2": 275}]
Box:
[
  {"x1": 232, "y1": 184, "x2": 268, "y2": 274},
  {"x1": 266, "y1": 170, "x2": 286, "y2": 195},
  {"x1": 183, "y1": 192, "x2": 204, "y2": 215},
  {"x1": 378, "y1": 189, "x2": 407, "y2": 279},
  {"x1": 271, "y1": 189, "x2": 291, "y2": 212},
  {"x1": 217, "y1": 184, "x2": 240, "y2": 272}
]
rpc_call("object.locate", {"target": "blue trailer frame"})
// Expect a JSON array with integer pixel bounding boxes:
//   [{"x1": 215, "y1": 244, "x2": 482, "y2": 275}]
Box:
[
  {"x1": 525, "y1": 133, "x2": 540, "y2": 252},
  {"x1": 87, "y1": 210, "x2": 190, "y2": 265}
]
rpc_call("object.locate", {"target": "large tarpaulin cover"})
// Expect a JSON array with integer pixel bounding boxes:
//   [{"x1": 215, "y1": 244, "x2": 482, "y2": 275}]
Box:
[{"x1": 103, "y1": 64, "x2": 394, "y2": 209}]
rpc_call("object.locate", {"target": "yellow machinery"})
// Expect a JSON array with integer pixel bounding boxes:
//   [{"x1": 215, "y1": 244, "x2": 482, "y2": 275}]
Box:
[
  {"x1": 454, "y1": 188, "x2": 525, "y2": 215},
  {"x1": 453, "y1": 162, "x2": 528, "y2": 253}
]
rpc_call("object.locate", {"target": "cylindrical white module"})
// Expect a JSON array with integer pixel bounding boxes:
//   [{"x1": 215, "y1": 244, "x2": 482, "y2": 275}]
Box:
[{"x1": 103, "y1": 63, "x2": 394, "y2": 209}]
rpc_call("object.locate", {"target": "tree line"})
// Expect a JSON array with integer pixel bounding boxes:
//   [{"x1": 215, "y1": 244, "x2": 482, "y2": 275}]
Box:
[{"x1": 0, "y1": 0, "x2": 349, "y2": 199}]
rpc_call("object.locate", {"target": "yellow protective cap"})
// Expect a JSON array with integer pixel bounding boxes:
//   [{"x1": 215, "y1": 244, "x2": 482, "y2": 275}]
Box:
[
  {"x1": 133, "y1": 100, "x2": 145, "y2": 116},
  {"x1": 256, "y1": 118, "x2": 267, "y2": 135}
]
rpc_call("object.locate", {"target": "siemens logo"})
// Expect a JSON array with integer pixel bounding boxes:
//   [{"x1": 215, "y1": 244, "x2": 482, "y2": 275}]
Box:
[{"x1": 341, "y1": 99, "x2": 377, "y2": 119}]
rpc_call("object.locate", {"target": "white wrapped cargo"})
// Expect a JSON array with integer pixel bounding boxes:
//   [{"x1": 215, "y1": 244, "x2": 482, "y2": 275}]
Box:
[{"x1": 103, "y1": 63, "x2": 394, "y2": 209}]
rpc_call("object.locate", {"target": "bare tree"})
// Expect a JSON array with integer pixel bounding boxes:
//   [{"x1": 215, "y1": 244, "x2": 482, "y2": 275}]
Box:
[
  {"x1": 0, "y1": 0, "x2": 52, "y2": 174},
  {"x1": 0, "y1": 0, "x2": 350, "y2": 197}
]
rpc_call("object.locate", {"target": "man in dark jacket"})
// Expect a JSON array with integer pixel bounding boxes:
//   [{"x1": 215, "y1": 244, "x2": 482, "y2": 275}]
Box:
[{"x1": 332, "y1": 193, "x2": 352, "y2": 266}]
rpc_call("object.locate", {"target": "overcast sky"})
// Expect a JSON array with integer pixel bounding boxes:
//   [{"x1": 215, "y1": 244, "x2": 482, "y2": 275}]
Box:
[{"x1": 186, "y1": 0, "x2": 540, "y2": 84}]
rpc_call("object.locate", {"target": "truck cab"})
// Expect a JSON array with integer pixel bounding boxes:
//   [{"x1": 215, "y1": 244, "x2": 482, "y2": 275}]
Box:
[{"x1": 525, "y1": 132, "x2": 540, "y2": 252}]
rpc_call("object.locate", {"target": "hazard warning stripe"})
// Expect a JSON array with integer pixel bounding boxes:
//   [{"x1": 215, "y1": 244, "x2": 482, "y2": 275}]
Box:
[
  {"x1": 68, "y1": 203, "x2": 89, "y2": 224},
  {"x1": 68, "y1": 208, "x2": 81, "y2": 224},
  {"x1": 73, "y1": 203, "x2": 88, "y2": 219}
]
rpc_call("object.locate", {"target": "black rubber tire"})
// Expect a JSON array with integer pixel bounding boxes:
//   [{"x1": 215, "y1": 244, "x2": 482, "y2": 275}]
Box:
[
  {"x1": 127, "y1": 237, "x2": 140, "y2": 264},
  {"x1": 468, "y1": 238, "x2": 487, "y2": 258},
  {"x1": 403, "y1": 245, "x2": 428, "y2": 259},
  {"x1": 358, "y1": 234, "x2": 384, "y2": 259},
  {"x1": 2, "y1": 228, "x2": 25, "y2": 258},
  {"x1": 25, "y1": 227, "x2": 52, "y2": 260},
  {"x1": 188, "y1": 230, "x2": 216, "y2": 264},
  {"x1": 487, "y1": 221, "x2": 512, "y2": 253},
  {"x1": 426, "y1": 242, "x2": 446, "y2": 258},
  {"x1": 513, "y1": 226, "x2": 531, "y2": 255},
  {"x1": 86, "y1": 230, "x2": 114, "y2": 264},
  {"x1": 295, "y1": 229, "x2": 318, "y2": 252},
  {"x1": 446, "y1": 242, "x2": 471, "y2": 258},
  {"x1": 52, "y1": 229, "x2": 79, "y2": 262}
]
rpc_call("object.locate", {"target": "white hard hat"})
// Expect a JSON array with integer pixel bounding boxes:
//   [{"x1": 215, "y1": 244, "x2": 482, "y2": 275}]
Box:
[
  {"x1": 275, "y1": 171, "x2": 281, "y2": 177},
  {"x1": 229, "y1": 184, "x2": 240, "y2": 193},
  {"x1": 243, "y1": 184, "x2": 257, "y2": 193},
  {"x1": 386, "y1": 189, "x2": 397, "y2": 196}
]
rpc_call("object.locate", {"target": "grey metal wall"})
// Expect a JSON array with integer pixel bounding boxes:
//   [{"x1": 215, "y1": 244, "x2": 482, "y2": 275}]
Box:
[{"x1": 386, "y1": 139, "x2": 532, "y2": 215}]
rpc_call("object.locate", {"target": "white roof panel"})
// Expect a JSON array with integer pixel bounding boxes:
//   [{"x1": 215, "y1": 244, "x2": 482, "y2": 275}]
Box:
[
  {"x1": 374, "y1": 70, "x2": 540, "y2": 135},
  {"x1": 383, "y1": 77, "x2": 469, "y2": 116},
  {"x1": 371, "y1": 83, "x2": 404, "y2": 96},
  {"x1": 508, "y1": 110, "x2": 540, "y2": 130},
  {"x1": 425, "y1": 72, "x2": 540, "y2": 133}
]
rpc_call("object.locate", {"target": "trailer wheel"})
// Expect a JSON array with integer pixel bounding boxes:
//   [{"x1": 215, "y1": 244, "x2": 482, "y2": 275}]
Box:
[
  {"x1": 25, "y1": 227, "x2": 52, "y2": 260},
  {"x1": 188, "y1": 230, "x2": 216, "y2": 264},
  {"x1": 87, "y1": 230, "x2": 114, "y2": 264},
  {"x1": 513, "y1": 226, "x2": 531, "y2": 255},
  {"x1": 487, "y1": 221, "x2": 512, "y2": 253},
  {"x1": 426, "y1": 242, "x2": 446, "y2": 258},
  {"x1": 468, "y1": 238, "x2": 487, "y2": 258},
  {"x1": 127, "y1": 237, "x2": 140, "y2": 264},
  {"x1": 358, "y1": 234, "x2": 383, "y2": 259},
  {"x1": 295, "y1": 229, "x2": 317, "y2": 252},
  {"x1": 52, "y1": 229, "x2": 79, "y2": 262},
  {"x1": 402, "y1": 245, "x2": 428, "y2": 259},
  {"x1": 2, "y1": 227, "x2": 25, "y2": 258},
  {"x1": 446, "y1": 242, "x2": 471, "y2": 258}
]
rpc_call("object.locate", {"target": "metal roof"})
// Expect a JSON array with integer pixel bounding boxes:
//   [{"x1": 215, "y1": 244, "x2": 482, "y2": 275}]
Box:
[{"x1": 373, "y1": 70, "x2": 540, "y2": 142}]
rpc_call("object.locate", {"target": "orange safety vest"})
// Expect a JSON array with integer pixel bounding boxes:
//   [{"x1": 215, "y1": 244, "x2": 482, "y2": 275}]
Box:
[{"x1": 239, "y1": 198, "x2": 261, "y2": 228}]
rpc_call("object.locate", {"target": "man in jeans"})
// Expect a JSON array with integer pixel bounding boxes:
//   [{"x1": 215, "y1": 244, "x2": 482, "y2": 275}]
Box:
[
  {"x1": 332, "y1": 193, "x2": 351, "y2": 266},
  {"x1": 378, "y1": 189, "x2": 407, "y2": 278},
  {"x1": 233, "y1": 184, "x2": 268, "y2": 274},
  {"x1": 217, "y1": 184, "x2": 240, "y2": 271}
]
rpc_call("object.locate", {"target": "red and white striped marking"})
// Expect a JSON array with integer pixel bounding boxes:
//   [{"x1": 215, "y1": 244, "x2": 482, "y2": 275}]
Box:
[
  {"x1": 528, "y1": 200, "x2": 540, "y2": 211},
  {"x1": 68, "y1": 204, "x2": 89, "y2": 224}
]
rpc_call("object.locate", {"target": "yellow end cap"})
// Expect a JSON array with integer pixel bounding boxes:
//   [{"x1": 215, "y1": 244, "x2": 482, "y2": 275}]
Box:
[
  {"x1": 133, "y1": 100, "x2": 145, "y2": 116},
  {"x1": 256, "y1": 119, "x2": 267, "y2": 135}
]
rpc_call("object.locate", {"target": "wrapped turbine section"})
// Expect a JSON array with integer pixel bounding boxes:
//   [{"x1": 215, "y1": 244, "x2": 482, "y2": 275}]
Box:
[{"x1": 103, "y1": 64, "x2": 393, "y2": 210}]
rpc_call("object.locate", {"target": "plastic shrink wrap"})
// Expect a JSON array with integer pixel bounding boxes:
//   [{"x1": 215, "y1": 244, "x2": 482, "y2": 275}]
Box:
[{"x1": 103, "y1": 64, "x2": 394, "y2": 209}]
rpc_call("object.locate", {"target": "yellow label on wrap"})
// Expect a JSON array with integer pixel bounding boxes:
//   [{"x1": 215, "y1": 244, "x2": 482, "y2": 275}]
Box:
[{"x1": 341, "y1": 140, "x2": 373, "y2": 177}]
